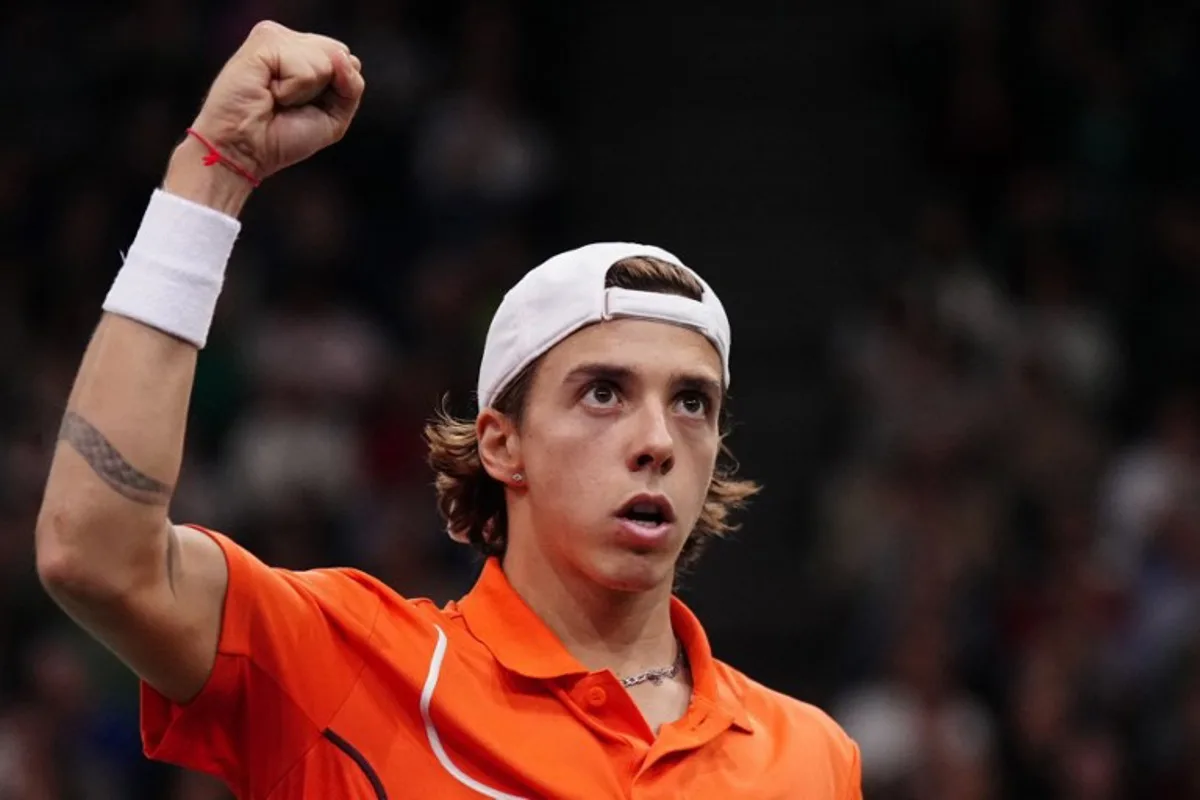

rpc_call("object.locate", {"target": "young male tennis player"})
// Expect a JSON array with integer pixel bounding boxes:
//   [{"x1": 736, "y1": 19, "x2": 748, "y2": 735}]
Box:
[{"x1": 35, "y1": 20, "x2": 862, "y2": 799}]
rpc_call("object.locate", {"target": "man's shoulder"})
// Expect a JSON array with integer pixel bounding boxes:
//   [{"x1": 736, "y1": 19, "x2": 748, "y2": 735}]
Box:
[
  {"x1": 290, "y1": 565, "x2": 447, "y2": 627},
  {"x1": 714, "y1": 660, "x2": 858, "y2": 757},
  {"x1": 205, "y1": 523, "x2": 438, "y2": 639}
]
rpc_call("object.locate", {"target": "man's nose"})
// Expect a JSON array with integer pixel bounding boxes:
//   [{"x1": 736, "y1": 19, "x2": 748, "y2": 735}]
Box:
[{"x1": 628, "y1": 404, "x2": 674, "y2": 475}]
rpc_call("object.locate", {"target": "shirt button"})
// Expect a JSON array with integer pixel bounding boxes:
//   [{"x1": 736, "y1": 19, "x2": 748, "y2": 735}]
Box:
[{"x1": 585, "y1": 686, "x2": 608, "y2": 708}]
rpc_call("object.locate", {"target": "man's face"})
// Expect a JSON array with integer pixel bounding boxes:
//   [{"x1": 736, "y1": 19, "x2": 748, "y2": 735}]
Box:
[{"x1": 511, "y1": 319, "x2": 723, "y2": 592}]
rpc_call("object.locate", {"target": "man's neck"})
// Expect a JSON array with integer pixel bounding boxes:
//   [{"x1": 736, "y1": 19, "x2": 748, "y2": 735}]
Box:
[{"x1": 500, "y1": 544, "x2": 678, "y2": 680}]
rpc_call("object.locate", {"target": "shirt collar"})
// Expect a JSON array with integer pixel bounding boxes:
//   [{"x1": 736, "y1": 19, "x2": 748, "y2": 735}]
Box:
[
  {"x1": 458, "y1": 557, "x2": 587, "y2": 680},
  {"x1": 457, "y1": 557, "x2": 754, "y2": 733}
]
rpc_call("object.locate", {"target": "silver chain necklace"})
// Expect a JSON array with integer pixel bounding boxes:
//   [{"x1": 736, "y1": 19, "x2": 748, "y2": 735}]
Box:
[{"x1": 619, "y1": 641, "x2": 687, "y2": 689}]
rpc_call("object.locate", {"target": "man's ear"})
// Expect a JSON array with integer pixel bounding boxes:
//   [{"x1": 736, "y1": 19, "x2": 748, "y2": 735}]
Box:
[{"x1": 477, "y1": 407, "x2": 524, "y2": 488}]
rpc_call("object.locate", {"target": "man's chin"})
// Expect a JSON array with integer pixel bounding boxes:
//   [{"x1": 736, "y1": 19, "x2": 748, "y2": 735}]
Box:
[{"x1": 585, "y1": 546, "x2": 679, "y2": 595}]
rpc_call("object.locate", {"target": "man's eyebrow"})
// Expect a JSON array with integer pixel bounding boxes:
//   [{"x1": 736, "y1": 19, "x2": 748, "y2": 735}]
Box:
[
  {"x1": 675, "y1": 373, "x2": 723, "y2": 398},
  {"x1": 562, "y1": 363, "x2": 636, "y2": 385}
]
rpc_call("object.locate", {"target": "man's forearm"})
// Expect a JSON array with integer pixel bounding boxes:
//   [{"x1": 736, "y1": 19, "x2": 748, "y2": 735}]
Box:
[
  {"x1": 36, "y1": 140, "x2": 250, "y2": 597},
  {"x1": 37, "y1": 313, "x2": 197, "y2": 595}
]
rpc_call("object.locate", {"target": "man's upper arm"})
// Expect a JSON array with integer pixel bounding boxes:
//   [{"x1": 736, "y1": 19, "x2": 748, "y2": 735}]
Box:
[{"x1": 77, "y1": 523, "x2": 230, "y2": 705}]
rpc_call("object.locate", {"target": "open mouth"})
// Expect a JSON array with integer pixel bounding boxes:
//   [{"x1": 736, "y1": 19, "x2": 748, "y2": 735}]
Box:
[{"x1": 616, "y1": 495, "x2": 675, "y2": 528}]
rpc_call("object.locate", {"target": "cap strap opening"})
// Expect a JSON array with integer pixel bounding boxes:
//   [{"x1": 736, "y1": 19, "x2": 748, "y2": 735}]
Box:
[{"x1": 603, "y1": 287, "x2": 718, "y2": 336}]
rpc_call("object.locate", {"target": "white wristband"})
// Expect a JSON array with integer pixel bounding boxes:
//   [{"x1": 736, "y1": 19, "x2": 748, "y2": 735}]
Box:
[{"x1": 102, "y1": 188, "x2": 241, "y2": 348}]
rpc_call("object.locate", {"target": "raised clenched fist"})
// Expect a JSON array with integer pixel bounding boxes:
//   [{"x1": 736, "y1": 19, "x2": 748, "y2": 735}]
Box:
[{"x1": 189, "y1": 21, "x2": 365, "y2": 181}]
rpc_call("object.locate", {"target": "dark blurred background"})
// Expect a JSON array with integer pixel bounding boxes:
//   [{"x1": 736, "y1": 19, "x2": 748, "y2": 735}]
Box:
[{"x1": 4, "y1": 0, "x2": 1200, "y2": 797}]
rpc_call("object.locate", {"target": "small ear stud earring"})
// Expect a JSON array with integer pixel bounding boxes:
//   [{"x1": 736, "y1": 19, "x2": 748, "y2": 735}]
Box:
[{"x1": 512, "y1": 472, "x2": 524, "y2": 483}]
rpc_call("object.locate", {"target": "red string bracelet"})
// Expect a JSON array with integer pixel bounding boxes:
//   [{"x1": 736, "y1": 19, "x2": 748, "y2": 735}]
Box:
[{"x1": 185, "y1": 128, "x2": 262, "y2": 187}]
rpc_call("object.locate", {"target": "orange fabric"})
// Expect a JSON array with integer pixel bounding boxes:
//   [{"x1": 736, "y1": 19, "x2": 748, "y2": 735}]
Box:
[{"x1": 142, "y1": 527, "x2": 862, "y2": 799}]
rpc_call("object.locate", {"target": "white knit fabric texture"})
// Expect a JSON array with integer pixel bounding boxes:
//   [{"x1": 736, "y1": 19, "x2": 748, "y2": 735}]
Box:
[{"x1": 103, "y1": 189, "x2": 241, "y2": 348}]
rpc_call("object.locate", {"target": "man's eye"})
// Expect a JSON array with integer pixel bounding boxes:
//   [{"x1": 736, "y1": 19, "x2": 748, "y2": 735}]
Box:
[
  {"x1": 584, "y1": 382, "x2": 620, "y2": 406},
  {"x1": 676, "y1": 392, "x2": 710, "y2": 417}
]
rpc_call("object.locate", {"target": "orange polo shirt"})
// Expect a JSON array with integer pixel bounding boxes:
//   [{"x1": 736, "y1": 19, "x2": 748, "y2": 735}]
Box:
[{"x1": 142, "y1": 527, "x2": 862, "y2": 798}]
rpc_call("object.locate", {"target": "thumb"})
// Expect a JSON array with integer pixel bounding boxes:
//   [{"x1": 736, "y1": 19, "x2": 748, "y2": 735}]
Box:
[{"x1": 323, "y1": 50, "x2": 366, "y2": 127}]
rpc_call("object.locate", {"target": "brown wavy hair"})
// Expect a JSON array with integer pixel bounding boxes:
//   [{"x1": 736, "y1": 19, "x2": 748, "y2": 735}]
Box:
[{"x1": 424, "y1": 256, "x2": 760, "y2": 574}]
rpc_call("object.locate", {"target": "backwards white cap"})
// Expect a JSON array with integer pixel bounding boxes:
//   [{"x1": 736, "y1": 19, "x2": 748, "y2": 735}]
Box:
[{"x1": 477, "y1": 242, "x2": 731, "y2": 410}]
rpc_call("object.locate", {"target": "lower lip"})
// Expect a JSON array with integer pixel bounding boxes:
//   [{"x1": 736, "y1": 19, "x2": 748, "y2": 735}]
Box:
[{"x1": 615, "y1": 518, "x2": 674, "y2": 546}]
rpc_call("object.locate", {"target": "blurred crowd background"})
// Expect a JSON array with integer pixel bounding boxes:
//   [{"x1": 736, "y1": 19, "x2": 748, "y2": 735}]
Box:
[{"x1": 2, "y1": 1, "x2": 1200, "y2": 798}]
